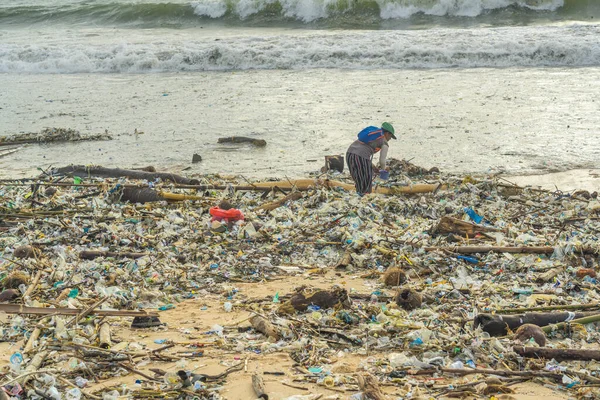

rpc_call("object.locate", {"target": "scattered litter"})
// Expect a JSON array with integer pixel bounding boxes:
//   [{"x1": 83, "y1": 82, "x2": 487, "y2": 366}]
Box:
[{"x1": 1, "y1": 159, "x2": 600, "y2": 399}]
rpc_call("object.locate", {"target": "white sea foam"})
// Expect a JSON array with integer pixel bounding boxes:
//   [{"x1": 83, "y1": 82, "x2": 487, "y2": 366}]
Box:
[
  {"x1": 189, "y1": 0, "x2": 565, "y2": 22},
  {"x1": 0, "y1": 24, "x2": 598, "y2": 73}
]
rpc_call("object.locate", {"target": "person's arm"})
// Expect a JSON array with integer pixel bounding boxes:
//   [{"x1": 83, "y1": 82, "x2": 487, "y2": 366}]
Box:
[{"x1": 378, "y1": 143, "x2": 389, "y2": 170}]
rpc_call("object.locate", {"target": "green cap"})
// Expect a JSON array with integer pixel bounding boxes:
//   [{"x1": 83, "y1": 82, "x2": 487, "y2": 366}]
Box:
[{"x1": 381, "y1": 122, "x2": 396, "y2": 139}]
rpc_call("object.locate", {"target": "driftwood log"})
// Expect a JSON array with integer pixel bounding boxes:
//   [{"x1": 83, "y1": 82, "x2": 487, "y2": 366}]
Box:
[
  {"x1": 513, "y1": 346, "x2": 600, "y2": 361},
  {"x1": 249, "y1": 315, "x2": 280, "y2": 340},
  {"x1": 252, "y1": 373, "x2": 268, "y2": 399},
  {"x1": 79, "y1": 250, "x2": 148, "y2": 260},
  {"x1": 52, "y1": 165, "x2": 199, "y2": 185},
  {"x1": 217, "y1": 136, "x2": 267, "y2": 147},
  {"x1": 474, "y1": 311, "x2": 600, "y2": 336}
]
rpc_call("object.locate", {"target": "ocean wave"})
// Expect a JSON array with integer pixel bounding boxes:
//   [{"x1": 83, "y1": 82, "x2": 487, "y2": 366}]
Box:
[
  {"x1": 0, "y1": 25, "x2": 599, "y2": 73},
  {"x1": 0, "y1": 0, "x2": 596, "y2": 27}
]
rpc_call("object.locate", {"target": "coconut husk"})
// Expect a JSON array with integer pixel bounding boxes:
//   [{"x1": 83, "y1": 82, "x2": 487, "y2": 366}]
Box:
[
  {"x1": 382, "y1": 268, "x2": 407, "y2": 287},
  {"x1": 14, "y1": 245, "x2": 37, "y2": 259},
  {"x1": 514, "y1": 323, "x2": 547, "y2": 347},
  {"x1": 290, "y1": 286, "x2": 351, "y2": 312},
  {"x1": 395, "y1": 288, "x2": 422, "y2": 311},
  {"x1": 2, "y1": 272, "x2": 29, "y2": 289},
  {"x1": 0, "y1": 289, "x2": 20, "y2": 302}
]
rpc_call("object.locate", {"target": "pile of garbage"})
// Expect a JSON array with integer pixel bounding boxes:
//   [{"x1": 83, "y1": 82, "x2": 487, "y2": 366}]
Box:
[{"x1": 1, "y1": 161, "x2": 600, "y2": 399}]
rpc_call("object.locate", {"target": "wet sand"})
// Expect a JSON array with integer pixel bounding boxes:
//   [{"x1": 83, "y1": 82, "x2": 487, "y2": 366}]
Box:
[{"x1": 1, "y1": 67, "x2": 599, "y2": 184}]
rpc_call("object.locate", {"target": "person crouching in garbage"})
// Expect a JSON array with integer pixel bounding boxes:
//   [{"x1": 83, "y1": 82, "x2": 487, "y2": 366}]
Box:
[{"x1": 345, "y1": 122, "x2": 396, "y2": 195}]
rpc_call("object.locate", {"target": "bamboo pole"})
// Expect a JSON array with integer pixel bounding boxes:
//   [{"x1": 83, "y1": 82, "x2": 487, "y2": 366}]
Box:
[
  {"x1": 0, "y1": 304, "x2": 159, "y2": 317},
  {"x1": 541, "y1": 313, "x2": 600, "y2": 333}
]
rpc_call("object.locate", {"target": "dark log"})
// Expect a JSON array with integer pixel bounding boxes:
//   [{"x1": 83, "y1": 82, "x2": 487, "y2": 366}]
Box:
[
  {"x1": 474, "y1": 311, "x2": 600, "y2": 336},
  {"x1": 52, "y1": 165, "x2": 199, "y2": 185},
  {"x1": 217, "y1": 136, "x2": 267, "y2": 147},
  {"x1": 79, "y1": 250, "x2": 148, "y2": 260},
  {"x1": 252, "y1": 374, "x2": 268, "y2": 399},
  {"x1": 119, "y1": 187, "x2": 162, "y2": 203},
  {"x1": 513, "y1": 346, "x2": 600, "y2": 361},
  {"x1": 324, "y1": 155, "x2": 344, "y2": 173}
]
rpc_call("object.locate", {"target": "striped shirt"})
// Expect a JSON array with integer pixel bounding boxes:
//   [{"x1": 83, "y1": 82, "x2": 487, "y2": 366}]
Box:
[{"x1": 346, "y1": 137, "x2": 389, "y2": 169}]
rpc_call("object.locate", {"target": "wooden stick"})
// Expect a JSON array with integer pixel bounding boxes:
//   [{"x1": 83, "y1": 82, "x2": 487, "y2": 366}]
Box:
[
  {"x1": 259, "y1": 192, "x2": 303, "y2": 211},
  {"x1": 0, "y1": 304, "x2": 159, "y2": 317},
  {"x1": 252, "y1": 374, "x2": 269, "y2": 399},
  {"x1": 513, "y1": 346, "x2": 600, "y2": 361},
  {"x1": 281, "y1": 381, "x2": 309, "y2": 391},
  {"x1": 117, "y1": 363, "x2": 161, "y2": 382},
  {"x1": 66, "y1": 296, "x2": 109, "y2": 327}
]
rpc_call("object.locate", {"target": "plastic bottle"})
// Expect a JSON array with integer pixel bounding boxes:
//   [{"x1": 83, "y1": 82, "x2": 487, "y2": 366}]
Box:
[
  {"x1": 65, "y1": 388, "x2": 82, "y2": 400},
  {"x1": 10, "y1": 352, "x2": 23, "y2": 373},
  {"x1": 224, "y1": 302, "x2": 232, "y2": 312},
  {"x1": 74, "y1": 376, "x2": 89, "y2": 388},
  {"x1": 102, "y1": 390, "x2": 120, "y2": 400}
]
